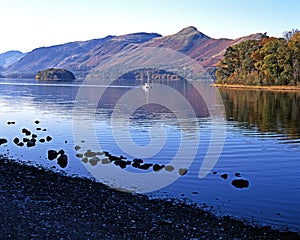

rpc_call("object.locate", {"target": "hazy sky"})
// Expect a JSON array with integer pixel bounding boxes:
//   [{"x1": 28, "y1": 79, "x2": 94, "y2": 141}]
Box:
[{"x1": 0, "y1": 0, "x2": 299, "y2": 53}]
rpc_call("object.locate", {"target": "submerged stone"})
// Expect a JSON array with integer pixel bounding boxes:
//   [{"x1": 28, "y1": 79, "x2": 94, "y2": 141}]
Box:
[
  {"x1": 179, "y1": 168, "x2": 188, "y2": 176},
  {"x1": 165, "y1": 165, "x2": 175, "y2": 172},
  {"x1": 84, "y1": 150, "x2": 97, "y2": 158}
]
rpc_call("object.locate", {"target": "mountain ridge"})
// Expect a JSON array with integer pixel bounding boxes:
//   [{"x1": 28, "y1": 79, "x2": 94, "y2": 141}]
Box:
[{"x1": 2, "y1": 27, "x2": 264, "y2": 78}]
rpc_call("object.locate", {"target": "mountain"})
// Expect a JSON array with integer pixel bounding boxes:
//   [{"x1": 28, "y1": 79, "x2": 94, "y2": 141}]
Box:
[
  {"x1": 0, "y1": 50, "x2": 25, "y2": 68},
  {"x1": 3, "y1": 27, "x2": 263, "y2": 78},
  {"x1": 4, "y1": 33, "x2": 161, "y2": 78}
]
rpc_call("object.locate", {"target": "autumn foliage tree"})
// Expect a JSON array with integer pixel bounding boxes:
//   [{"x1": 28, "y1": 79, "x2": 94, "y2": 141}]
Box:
[{"x1": 216, "y1": 30, "x2": 300, "y2": 86}]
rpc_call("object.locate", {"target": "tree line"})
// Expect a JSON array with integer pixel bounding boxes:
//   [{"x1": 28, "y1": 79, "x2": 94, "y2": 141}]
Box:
[{"x1": 216, "y1": 29, "x2": 300, "y2": 86}]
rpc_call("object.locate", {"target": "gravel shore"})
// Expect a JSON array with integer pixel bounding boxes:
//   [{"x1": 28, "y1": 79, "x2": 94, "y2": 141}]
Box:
[{"x1": 0, "y1": 157, "x2": 299, "y2": 239}]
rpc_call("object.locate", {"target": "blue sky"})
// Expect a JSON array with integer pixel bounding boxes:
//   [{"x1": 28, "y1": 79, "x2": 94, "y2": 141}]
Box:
[{"x1": 0, "y1": 0, "x2": 299, "y2": 53}]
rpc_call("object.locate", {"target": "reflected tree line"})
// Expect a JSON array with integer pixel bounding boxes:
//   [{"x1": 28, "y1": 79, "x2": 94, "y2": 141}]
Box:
[{"x1": 219, "y1": 88, "x2": 300, "y2": 139}]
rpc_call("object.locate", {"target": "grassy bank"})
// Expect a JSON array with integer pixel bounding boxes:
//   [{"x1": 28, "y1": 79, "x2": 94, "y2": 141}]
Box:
[{"x1": 212, "y1": 83, "x2": 300, "y2": 92}]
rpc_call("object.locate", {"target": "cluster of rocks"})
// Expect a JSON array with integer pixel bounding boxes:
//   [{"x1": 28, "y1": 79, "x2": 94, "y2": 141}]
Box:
[
  {"x1": 8, "y1": 121, "x2": 51, "y2": 148},
  {"x1": 75, "y1": 147, "x2": 188, "y2": 176},
  {"x1": 47, "y1": 149, "x2": 68, "y2": 168},
  {"x1": 214, "y1": 171, "x2": 250, "y2": 189},
  {"x1": 1, "y1": 119, "x2": 250, "y2": 189}
]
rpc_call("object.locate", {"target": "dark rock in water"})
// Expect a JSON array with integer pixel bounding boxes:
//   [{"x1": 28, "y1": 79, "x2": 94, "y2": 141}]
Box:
[
  {"x1": 138, "y1": 163, "x2": 153, "y2": 170},
  {"x1": 108, "y1": 154, "x2": 123, "y2": 161},
  {"x1": 30, "y1": 138, "x2": 36, "y2": 143},
  {"x1": 48, "y1": 150, "x2": 58, "y2": 160},
  {"x1": 65, "y1": 140, "x2": 67, "y2": 143},
  {"x1": 32, "y1": 134, "x2": 37, "y2": 139},
  {"x1": 39, "y1": 138, "x2": 45, "y2": 143},
  {"x1": 57, "y1": 154, "x2": 68, "y2": 168},
  {"x1": 17, "y1": 142, "x2": 24, "y2": 147},
  {"x1": 179, "y1": 168, "x2": 188, "y2": 176},
  {"x1": 46, "y1": 136, "x2": 52, "y2": 142},
  {"x1": 0, "y1": 138, "x2": 8, "y2": 145},
  {"x1": 114, "y1": 160, "x2": 131, "y2": 169},
  {"x1": 231, "y1": 179, "x2": 249, "y2": 189},
  {"x1": 36, "y1": 127, "x2": 42, "y2": 131},
  {"x1": 220, "y1": 173, "x2": 228, "y2": 180},
  {"x1": 133, "y1": 158, "x2": 144, "y2": 164},
  {"x1": 58, "y1": 149, "x2": 65, "y2": 155},
  {"x1": 34, "y1": 120, "x2": 40, "y2": 124},
  {"x1": 22, "y1": 128, "x2": 31, "y2": 136},
  {"x1": 27, "y1": 141, "x2": 36, "y2": 148},
  {"x1": 103, "y1": 151, "x2": 110, "y2": 157},
  {"x1": 234, "y1": 172, "x2": 241, "y2": 177},
  {"x1": 132, "y1": 162, "x2": 140, "y2": 168},
  {"x1": 153, "y1": 164, "x2": 165, "y2": 172},
  {"x1": 7, "y1": 121, "x2": 16, "y2": 125},
  {"x1": 13, "y1": 137, "x2": 20, "y2": 144},
  {"x1": 212, "y1": 171, "x2": 218, "y2": 175},
  {"x1": 42, "y1": 129, "x2": 47, "y2": 131}
]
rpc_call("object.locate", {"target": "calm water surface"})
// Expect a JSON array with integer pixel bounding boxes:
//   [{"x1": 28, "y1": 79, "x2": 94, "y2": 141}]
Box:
[{"x1": 0, "y1": 78, "x2": 299, "y2": 231}]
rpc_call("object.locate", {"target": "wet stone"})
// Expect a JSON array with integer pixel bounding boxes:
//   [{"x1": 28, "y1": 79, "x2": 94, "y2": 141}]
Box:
[
  {"x1": 153, "y1": 164, "x2": 165, "y2": 172},
  {"x1": 36, "y1": 127, "x2": 42, "y2": 131},
  {"x1": 131, "y1": 162, "x2": 140, "y2": 168},
  {"x1": 48, "y1": 150, "x2": 58, "y2": 161},
  {"x1": 46, "y1": 136, "x2": 52, "y2": 142},
  {"x1": 231, "y1": 179, "x2": 250, "y2": 189},
  {"x1": 220, "y1": 173, "x2": 228, "y2": 180},
  {"x1": 82, "y1": 157, "x2": 88, "y2": 163},
  {"x1": 0, "y1": 138, "x2": 8, "y2": 145},
  {"x1": 32, "y1": 134, "x2": 38, "y2": 139},
  {"x1": 26, "y1": 141, "x2": 36, "y2": 148},
  {"x1": 13, "y1": 137, "x2": 20, "y2": 144},
  {"x1": 235, "y1": 172, "x2": 241, "y2": 177},
  {"x1": 34, "y1": 120, "x2": 40, "y2": 124},
  {"x1": 39, "y1": 139, "x2": 45, "y2": 143},
  {"x1": 58, "y1": 149, "x2": 65, "y2": 155},
  {"x1": 22, "y1": 128, "x2": 31, "y2": 136},
  {"x1": 57, "y1": 154, "x2": 68, "y2": 168},
  {"x1": 17, "y1": 142, "x2": 24, "y2": 147},
  {"x1": 138, "y1": 163, "x2": 153, "y2": 170}
]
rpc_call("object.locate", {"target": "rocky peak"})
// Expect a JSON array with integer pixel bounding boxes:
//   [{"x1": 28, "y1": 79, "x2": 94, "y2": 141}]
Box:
[{"x1": 175, "y1": 26, "x2": 210, "y2": 40}]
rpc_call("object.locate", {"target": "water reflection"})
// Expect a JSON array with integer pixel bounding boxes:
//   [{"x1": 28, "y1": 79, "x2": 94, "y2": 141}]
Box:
[{"x1": 219, "y1": 88, "x2": 300, "y2": 139}]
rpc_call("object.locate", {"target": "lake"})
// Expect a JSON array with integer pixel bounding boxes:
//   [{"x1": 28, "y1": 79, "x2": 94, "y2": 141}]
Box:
[{"x1": 0, "y1": 78, "x2": 299, "y2": 231}]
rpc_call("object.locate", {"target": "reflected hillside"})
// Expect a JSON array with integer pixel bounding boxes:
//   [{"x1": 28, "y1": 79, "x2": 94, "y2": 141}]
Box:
[{"x1": 219, "y1": 88, "x2": 300, "y2": 139}]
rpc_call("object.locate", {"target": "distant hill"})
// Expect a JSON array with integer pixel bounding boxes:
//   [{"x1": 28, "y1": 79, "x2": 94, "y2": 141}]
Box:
[
  {"x1": 3, "y1": 27, "x2": 263, "y2": 78},
  {"x1": 0, "y1": 50, "x2": 25, "y2": 68}
]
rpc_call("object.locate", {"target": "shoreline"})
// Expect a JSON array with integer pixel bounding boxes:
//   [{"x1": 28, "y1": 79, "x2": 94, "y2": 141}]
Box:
[
  {"x1": 212, "y1": 83, "x2": 300, "y2": 92},
  {"x1": 1, "y1": 157, "x2": 299, "y2": 239}
]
